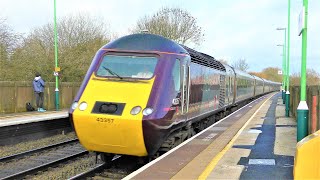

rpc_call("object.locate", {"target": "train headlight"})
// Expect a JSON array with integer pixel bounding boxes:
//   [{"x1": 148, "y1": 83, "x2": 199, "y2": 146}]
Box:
[
  {"x1": 143, "y1": 108, "x2": 153, "y2": 116},
  {"x1": 130, "y1": 106, "x2": 141, "y2": 115},
  {"x1": 79, "y1": 102, "x2": 88, "y2": 111},
  {"x1": 71, "y1": 102, "x2": 78, "y2": 110}
]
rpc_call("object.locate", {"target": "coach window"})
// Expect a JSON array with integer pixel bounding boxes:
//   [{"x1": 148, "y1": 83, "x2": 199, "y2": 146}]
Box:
[{"x1": 172, "y1": 59, "x2": 180, "y2": 92}]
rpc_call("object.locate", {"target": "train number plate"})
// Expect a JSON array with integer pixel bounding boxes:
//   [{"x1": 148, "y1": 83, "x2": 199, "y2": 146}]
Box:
[{"x1": 96, "y1": 117, "x2": 114, "y2": 123}]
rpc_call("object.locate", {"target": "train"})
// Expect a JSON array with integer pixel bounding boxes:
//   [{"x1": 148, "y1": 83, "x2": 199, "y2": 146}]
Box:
[{"x1": 69, "y1": 33, "x2": 281, "y2": 161}]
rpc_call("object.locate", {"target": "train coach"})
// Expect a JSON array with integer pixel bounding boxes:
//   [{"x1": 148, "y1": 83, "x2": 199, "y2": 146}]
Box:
[{"x1": 69, "y1": 33, "x2": 281, "y2": 161}]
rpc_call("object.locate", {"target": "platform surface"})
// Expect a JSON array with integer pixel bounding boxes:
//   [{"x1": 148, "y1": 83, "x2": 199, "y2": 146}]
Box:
[
  {"x1": 125, "y1": 92, "x2": 296, "y2": 179},
  {"x1": 0, "y1": 110, "x2": 69, "y2": 127}
]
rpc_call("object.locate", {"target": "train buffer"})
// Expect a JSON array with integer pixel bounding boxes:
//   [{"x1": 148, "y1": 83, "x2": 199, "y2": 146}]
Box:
[{"x1": 124, "y1": 92, "x2": 297, "y2": 179}]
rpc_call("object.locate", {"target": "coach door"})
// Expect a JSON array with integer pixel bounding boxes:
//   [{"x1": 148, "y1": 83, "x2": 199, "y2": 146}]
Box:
[
  {"x1": 181, "y1": 63, "x2": 190, "y2": 117},
  {"x1": 227, "y1": 76, "x2": 231, "y2": 105}
]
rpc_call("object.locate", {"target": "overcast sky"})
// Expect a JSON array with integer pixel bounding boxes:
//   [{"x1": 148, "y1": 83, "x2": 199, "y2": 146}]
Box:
[{"x1": 1, "y1": 0, "x2": 319, "y2": 74}]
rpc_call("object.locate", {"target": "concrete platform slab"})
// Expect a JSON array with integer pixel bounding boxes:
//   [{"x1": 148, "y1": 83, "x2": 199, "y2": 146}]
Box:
[
  {"x1": 0, "y1": 110, "x2": 68, "y2": 127},
  {"x1": 125, "y1": 93, "x2": 296, "y2": 180},
  {"x1": 207, "y1": 93, "x2": 295, "y2": 179}
]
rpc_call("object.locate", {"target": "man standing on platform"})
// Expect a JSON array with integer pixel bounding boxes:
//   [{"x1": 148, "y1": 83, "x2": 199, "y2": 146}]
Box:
[{"x1": 32, "y1": 72, "x2": 46, "y2": 112}]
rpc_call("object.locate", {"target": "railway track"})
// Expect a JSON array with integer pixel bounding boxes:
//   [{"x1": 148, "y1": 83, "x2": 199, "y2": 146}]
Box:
[
  {"x1": 0, "y1": 139, "x2": 78, "y2": 163},
  {"x1": 68, "y1": 95, "x2": 267, "y2": 179},
  {"x1": 0, "y1": 139, "x2": 87, "y2": 179},
  {"x1": 0, "y1": 95, "x2": 269, "y2": 179},
  {"x1": 69, "y1": 155, "x2": 142, "y2": 180}
]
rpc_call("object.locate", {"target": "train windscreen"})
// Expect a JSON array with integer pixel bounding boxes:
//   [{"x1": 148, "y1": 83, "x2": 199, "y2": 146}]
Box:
[{"x1": 96, "y1": 55, "x2": 158, "y2": 79}]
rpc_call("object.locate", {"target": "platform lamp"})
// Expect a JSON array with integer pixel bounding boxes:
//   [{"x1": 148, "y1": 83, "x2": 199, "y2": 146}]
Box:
[
  {"x1": 285, "y1": 0, "x2": 291, "y2": 118},
  {"x1": 53, "y1": 0, "x2": 60, "y2": 110},
  {"x1": 297, "y1": 0, "x2": 309, "y2": 141},
  {"x1": 276, "y1": 44, "x2": 286, "y2": 101},
  {"x1": 276, "y1": 28, "x2": 287, "y2": 104}
]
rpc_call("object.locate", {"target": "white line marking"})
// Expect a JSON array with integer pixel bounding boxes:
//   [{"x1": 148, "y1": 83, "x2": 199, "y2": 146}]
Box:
[
  {"x1": 249, "y1": 159, "x2": 275, "y2": 165},
  {"x1": 247, "y1": 129, "x2": 262, "y2": 134},
  {"x1": 202, "y1": 133, "x2": 217, "y2": 141},
  {"x1": 123, "y1": 95, "x2": 268, "y2": 180},
  {"x1": 209, "y1": 127, "x2": 228, "y2": 131}
]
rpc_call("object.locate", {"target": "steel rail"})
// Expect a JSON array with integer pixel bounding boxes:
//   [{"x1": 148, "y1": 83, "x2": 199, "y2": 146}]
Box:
[
  {"x1": 0, "y1": 139, "x2": 78, "y2": 163},
  {"x1": 3, "y1": 150, "x2": 88, "y2": 180},
  {"x1": 69, "y1": 155, "x2": 122, "y2": 180}
]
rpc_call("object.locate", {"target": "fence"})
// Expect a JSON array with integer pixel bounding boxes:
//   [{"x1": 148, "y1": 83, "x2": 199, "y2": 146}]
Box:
[
  {"x1": 0, "y1": 81, "x2": 81, "y2": 114},
  {"x1": 290, "y1": 85, "x2": 320, "y2": 133},
  {"x1": 2, "y1": 82, "x2": 319, "y2": 130}
]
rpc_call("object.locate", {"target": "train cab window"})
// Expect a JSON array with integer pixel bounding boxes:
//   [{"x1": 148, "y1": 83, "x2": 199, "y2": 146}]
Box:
[
  {"x1": 172, "y1": 59, "x2": 181, "y2": 92},
  {"x1": 96, "y1": 55, "x2": 158, "y2": 79}
]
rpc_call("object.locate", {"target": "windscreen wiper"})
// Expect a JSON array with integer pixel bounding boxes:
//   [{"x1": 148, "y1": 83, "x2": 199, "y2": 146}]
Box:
[{"x1": 102, "y1": 66, "x2": 123, "y2": 79}]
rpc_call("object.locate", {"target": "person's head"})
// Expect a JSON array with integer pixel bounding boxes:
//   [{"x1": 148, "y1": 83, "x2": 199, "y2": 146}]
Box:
[{"x1": 35, "y1": 72, "x2": 41, "y2": 77}]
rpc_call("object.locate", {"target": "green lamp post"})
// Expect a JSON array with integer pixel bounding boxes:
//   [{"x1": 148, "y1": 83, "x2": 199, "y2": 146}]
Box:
[
  {"x1": 285, "y1": 0, "x2": 291, "y2": 117},
  {"x1": 297, "y1": 0, "x2": 309, "y2": 142},
  {"x1": 276, "y1": 28, "x2": 287, "y2": 104},
  {"x1": 276, "y1": 43, "x2": 286, "y2": 101},
  {"x1": 54, "y1": 0, "x2": 60, "y2": 110}
]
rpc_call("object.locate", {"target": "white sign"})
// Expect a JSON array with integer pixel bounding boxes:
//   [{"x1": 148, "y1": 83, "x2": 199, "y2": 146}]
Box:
[
  {"x1": 298, "y1": 7, "x2": 305, "y2": 36},
  {"x1": 53, "y1": 71, "x2": 59, "y2": 76},
  {"x1": 278, "y1": 70, "x2": 282, "y2": 75}
]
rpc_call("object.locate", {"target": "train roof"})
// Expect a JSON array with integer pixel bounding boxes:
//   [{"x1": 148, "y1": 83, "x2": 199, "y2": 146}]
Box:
[
  {"x1": 102, "y1": 33, "x2": 188, "y2": 54},
  {"x1": 181, "y1": 45, "x2": 226, "y2": 72},
  {"x1": 233, "y1": 68, "x2": 254, "y2": 79},
  {"x1": 220, "y1": 63, "x2": 234, "y2": 73},
  {"x1": 103, "y1": 33, "x2": 226, "y2": 72},
  {"x1": 251, "y1": 74, "x2": 264, "y2": 81}
]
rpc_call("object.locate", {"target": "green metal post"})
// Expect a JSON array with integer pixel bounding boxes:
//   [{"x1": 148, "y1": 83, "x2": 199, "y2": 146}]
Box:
[
  {"x1": 285, "y1": 0, "x2": 291, "y2": 117},
  {"x1": 282, "y1": 44, "x2": 285, "y2": 101},
  {"x1": 276, "y1": 28, "x2": 287, "y2": 103},
  {"x1": 297, "y1": 0, "x2": 309, "y2": 142},
  {"x1": 283, "y1": 29, "x2": 287, "y2": 103},
  {"x1": 54, "y1": 0, "x2": 60, "y2": 110},
  {"x1": 278, "y1": 43, "x2": 286, "y2": 101}
]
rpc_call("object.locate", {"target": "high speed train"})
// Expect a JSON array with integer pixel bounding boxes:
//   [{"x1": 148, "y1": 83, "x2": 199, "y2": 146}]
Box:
[{"x1": 69, "y1": 33, "x2": 280, "y2": 160}]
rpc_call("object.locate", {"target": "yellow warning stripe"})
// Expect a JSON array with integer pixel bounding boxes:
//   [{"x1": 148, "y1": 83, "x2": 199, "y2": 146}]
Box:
[{"x1": 198, "y1": 94, "x2": 274, "y2": 180}]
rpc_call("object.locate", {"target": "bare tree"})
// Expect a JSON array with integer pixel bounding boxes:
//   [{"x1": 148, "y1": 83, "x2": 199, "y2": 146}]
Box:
[
  {"x1": 0, "y1": 18, "x2": 22, "y2": 80},
  {"x1": 132, "y1": 7, "x2": 204, "y2": 45},
  {"x1": 7, "y1": 14, "x2": 112, "y2": 82},
  {"x1": 0, "y1": 18, "x2": 22, "y2": 59},
  {"x1": 232, "y1": 58, "x2": 249, "y2": 72}
]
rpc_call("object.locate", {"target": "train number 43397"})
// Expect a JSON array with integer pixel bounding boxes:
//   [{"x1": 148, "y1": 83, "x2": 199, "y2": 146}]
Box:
[{"x1": 96, "y1": 117, "x2": 114, "y2": 123}]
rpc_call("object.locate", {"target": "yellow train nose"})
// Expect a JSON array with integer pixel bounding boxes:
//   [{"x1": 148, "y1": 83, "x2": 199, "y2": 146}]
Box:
[
  {"x1": 72, "y1": 75, "x2": 155, "y2": 156},
  {"x1": 73, "y1": 113, "x2": 148, "y2": 156}
]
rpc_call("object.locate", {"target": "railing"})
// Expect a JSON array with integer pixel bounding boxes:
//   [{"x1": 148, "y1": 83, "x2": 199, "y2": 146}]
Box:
[
  {"x1": 290, "y1": 85, "x2": 320, "y2": 133},
  {"x1": 0, "y1": 81, "x2": 80, "y2": 114}
]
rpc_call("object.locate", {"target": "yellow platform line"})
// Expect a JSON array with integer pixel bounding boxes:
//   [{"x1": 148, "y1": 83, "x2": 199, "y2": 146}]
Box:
[{"x1": 198, "y1": 94, "x2": 274, "y2": 180}]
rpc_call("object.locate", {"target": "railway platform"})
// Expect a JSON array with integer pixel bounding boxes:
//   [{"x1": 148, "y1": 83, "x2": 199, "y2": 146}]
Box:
[
  {"x1": 0, "y1": 110, "x2": 70, "y2": 146},
  {"x1": 125, "y1": 92, "x2": 296, "y2": 179},
  {"x1": 0, "y1": 110, "x2": 68, "y2": 127}
]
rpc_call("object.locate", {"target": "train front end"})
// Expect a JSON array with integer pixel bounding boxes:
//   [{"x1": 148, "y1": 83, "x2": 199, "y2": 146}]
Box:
[
  {"x1": 70, "y1": 54, "x2": 158, "y2": 156},
  {"x1": 69, "y1": 34, "x2": 188, "y2": 157}
]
